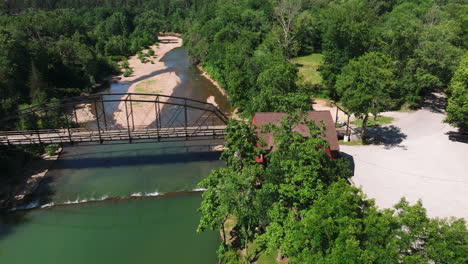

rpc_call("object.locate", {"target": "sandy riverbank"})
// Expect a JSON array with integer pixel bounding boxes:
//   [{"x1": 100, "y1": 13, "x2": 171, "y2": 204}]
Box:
[{"x1": 110, "y1": 36, "x2": 184, "y2": 128}]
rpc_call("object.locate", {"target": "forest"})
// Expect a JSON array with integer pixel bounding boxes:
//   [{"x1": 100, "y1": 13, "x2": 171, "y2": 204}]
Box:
[
  {"x1": 0, "y1": 0, "x2": 467, "y2": 262},
  {"x1": 0, "y1": 0, "x2": 466, "y2": 126}
]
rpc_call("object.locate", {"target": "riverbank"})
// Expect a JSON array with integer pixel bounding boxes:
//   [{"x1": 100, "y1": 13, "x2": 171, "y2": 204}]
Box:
[
  {"x1": 197, "y1": 65, "x2": 243, "y2": 120},
  {"x1": 196, "y1": 65, "x2": 227, "y2": 98},
  {"x1": 197, "y1": 65, "x2": 227, "y2": 109},
  {"x1": 112, "y1": 36, "x2": 183, "y2": 127},
  {"x1": 0, "y1": 148, "x2": 62, "y2": 211}
]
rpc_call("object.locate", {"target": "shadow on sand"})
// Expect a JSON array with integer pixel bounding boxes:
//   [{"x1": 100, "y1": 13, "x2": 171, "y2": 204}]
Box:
[
  {"x1": 446, "y1": 131, "x2": 468, "y2": 143},
  {"x1": 421, "y1": 87, "x2": 447, "y2": 114},
  {"x1": 159, "y1": 38, "x2": 179, "y2": 44}
]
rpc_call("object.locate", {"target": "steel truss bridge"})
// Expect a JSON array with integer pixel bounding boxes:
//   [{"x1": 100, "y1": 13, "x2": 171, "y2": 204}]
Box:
[{"x1": 0, "y1": 93, "x2": 229, "y2": 146}]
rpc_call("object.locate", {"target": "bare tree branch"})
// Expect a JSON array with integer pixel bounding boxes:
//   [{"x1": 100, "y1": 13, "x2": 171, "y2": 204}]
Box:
[{"x1": 274, "y1": 0, "x2": 302, "y2": 59}]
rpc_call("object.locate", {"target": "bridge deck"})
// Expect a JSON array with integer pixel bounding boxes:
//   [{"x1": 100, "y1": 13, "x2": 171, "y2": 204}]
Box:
[{"x1": 0, "y1": 126, "x2": 227, "y2": 145}]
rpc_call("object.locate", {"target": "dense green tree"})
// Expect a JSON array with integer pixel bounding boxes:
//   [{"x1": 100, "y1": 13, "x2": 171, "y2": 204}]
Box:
[
  {"x1": 319, "y1": 0, "x2": 377, "y2": 94},
  {"x1": 198, "y1": 119, "x2": 264, "y2": 259},
  {"x1": 277, "y1": 181, "x2": 386, "y2": 263},
  {"x1": 258, "y1": 114, "x2": 351, "y2": 258},
  {"x1": 270, "y1": 183, "x2": 468, "y2": 264},
  {"x1": 336, "y1": 52, "x2": 397, "y2": 139},
  {"x1": 263, "y1": 114, "x2": 349, "y2": 208},
  {"x1": 0, "y1": 30, "x2": 22, "y2": 118},
  {"x1": 377, "y1": 1, "x2": 465, "y2": 105},
  {"x1": 252, "y1": 61, "x2": 311, "y2": 114},
  {"x1": 105, "y1": 35, "x2": 131, "y2": 56},
  {"x1": 445, "y1": 54, "x2": 468, "y2": 130},
  {"x1": 293, "y1": 10, "x2": 320, "y2": 55},
  {"x1": 425, "y1": 217, "x2": 468, "y2": 263},
  {"x1": 198, "y1": 115, "x2": 353, "y2": 262}
]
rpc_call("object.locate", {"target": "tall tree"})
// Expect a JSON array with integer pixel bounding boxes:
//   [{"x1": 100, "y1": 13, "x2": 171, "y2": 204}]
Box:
[
  {"x1": 198, "y1": 119, "x2": 264, "y2": 260},
  {"x1": 319, "y1": 0, "x2": 377, "y2": 94},
  {"x1": 259, "y1": 114, "x2": 351, "y2": 258},
  {"x1": 29, "y1": 62, "x2": 47, "y2": 104},
  {"x1": 445, "y1": 54, "x2": 468, "y2": 131},
  {"x1": 336, "y1": 52, "x2": 397, "y2": 139},
  {"x1": 253, "y1": 60, "x2": 311, "y2": 114},
  {"x1": 273, "y1": 0, "x2": 302, "y2": 59}
]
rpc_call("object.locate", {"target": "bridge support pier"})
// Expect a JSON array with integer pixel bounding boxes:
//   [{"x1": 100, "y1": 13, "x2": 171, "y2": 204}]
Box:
[
  {"x1": 124, "y1": 98, "x2": 132, "y2": 143},
  {"x1": 94, "y1": 101, "x2": 103, "y2": 144},
  {"x1": 35, "y1": 127, "x2": 41, "y2": 145},
  {"x1": 184, "y1": 99, "x2": 188, "y2": 140},
  {"x1": 100, "y1": 94, "x2": 108, "y2": 130},
  {"x1": 155, "y1": 96, "x2": 160, "y2": 141},
  {"x1": 64, "y1": 112, "x2": 73, "y2": 145}
]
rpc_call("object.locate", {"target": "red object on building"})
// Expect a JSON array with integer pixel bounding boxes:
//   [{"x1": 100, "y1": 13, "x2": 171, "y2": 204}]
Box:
[{"x1": 252, "y1": 111, "x2": 340, "y2": 160}]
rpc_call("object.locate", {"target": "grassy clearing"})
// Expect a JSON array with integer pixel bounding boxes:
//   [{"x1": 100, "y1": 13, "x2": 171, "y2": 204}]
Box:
[
  {"x1": 293, "y1": 53, "x2": 323, "y2": 84},
  {"x1": 253, "y1": 248, "x2": 278, "y2": 264},
  {"x1": 134, "y1": 80, "x2": 157, "y2": 93},
  {"x1": 352, "y1": 116, "x2": 395, "y2": 127},
  {"x1": 339, "y1": 140, "x2": 363, "y2": 146},
  {"x1": 397, "y1": 103, "x2": 417, "y2": 113}
]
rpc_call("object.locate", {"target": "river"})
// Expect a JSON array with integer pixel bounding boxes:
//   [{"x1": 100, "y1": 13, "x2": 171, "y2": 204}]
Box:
[{"x1": 0, "y1": 47, "x2": 229, "y2": 263}]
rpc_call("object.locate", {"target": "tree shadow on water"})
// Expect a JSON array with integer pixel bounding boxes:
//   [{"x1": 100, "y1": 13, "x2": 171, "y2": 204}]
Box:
[
  {"x1": 0, "y1": 206, "x2": 33, "y2": 241},
  {"x1": 0, "y1": 165, "x2": 59, "y2": 241},
  {"x1": 364, "y1": 125, "x2": 408, "y2": 149},
  {"x1": 56, "y1": 150, "x2": 222, "y2": 170}
]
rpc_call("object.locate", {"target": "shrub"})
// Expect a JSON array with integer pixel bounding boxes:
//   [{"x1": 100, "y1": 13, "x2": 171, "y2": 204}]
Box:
[
  {"x1": 45, "y1": 144, "x2": 59, "y2": 156},
  {"x1": 137, "y1": 53, "x2": 147, "y2": 63},
  {"x1": 123, "y1": 68, "x2": 134, "y2": 77},
  {"x1": 121, "y1": 60, "x2": 130, "y2": 69}
]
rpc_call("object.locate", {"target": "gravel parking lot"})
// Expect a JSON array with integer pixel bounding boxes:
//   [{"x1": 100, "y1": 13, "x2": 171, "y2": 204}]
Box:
[{"x1": 341, "y1": 104, "x2": 468, "y2": 219}]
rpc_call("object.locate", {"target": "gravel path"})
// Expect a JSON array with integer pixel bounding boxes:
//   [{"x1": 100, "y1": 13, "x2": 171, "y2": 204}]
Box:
[{"x1": 341, "y1": 95, "x2": 468, "y2": 219}]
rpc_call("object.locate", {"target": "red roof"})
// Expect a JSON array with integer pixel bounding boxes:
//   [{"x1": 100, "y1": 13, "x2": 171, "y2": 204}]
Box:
[{"x1": 252, "y1": 111, "x2": 340, "y2": 153}]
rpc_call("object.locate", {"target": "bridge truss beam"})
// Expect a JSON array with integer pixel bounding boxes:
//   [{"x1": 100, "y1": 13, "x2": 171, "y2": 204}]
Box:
[{"x1": 0, "y1": 93, "x2": 229, "y2": 146}]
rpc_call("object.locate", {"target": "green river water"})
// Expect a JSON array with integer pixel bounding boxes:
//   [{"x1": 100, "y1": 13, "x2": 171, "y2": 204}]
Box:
[{"x1": 0, "y1": 46, "x2": 228, "y2": 264}]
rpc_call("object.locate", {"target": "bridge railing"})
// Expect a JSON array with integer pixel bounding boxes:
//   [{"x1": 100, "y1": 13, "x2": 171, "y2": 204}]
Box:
[{"x1": 0, "y1": 93, "x2": 230, "y2": 145}]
